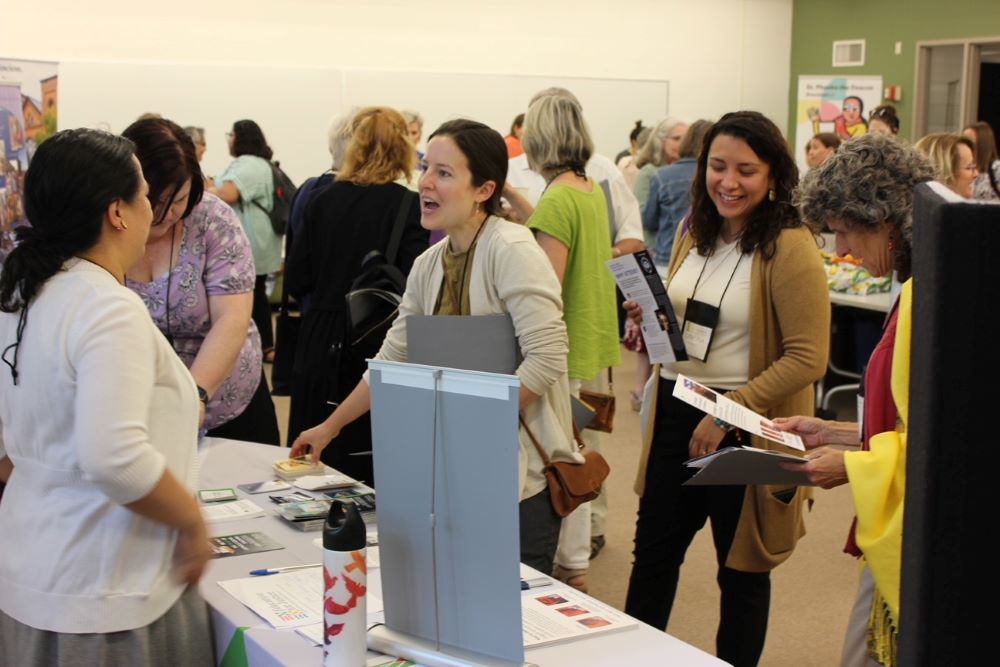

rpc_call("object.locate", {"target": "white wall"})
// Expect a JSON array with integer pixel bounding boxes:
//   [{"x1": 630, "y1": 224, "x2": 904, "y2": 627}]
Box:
[{"x1": 3, "y1": 0, "x2": 793, "y2": 178}]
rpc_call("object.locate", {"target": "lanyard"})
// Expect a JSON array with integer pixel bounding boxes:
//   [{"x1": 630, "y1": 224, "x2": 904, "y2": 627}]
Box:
[
  {"x1": 684, "y1": 246, "x2": 743, "y2": 326},
  {"x1": 440, "y1": 220, "x2": 485, "y2": 315}
]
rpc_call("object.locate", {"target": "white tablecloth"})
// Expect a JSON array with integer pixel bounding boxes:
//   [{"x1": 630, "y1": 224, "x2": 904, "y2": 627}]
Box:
[{"x1": 197, "y1": 437, "x2": 726, "y2": 666}]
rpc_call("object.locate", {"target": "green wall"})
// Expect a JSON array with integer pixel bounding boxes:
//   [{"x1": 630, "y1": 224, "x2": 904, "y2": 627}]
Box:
[{"x1": 788, "y1": 0, "x2": 1000, "y2": 143}]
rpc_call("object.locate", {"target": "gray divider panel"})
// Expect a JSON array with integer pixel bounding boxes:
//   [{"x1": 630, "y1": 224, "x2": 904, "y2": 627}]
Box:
[{"x1": 368, "y1": 360, "x2": 523, "y2": 665}]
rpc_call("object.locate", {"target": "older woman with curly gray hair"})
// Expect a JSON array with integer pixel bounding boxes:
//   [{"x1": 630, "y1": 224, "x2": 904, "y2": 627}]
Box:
[{"x1": 775, "y1": 132, "x2": 934, "y2": 667}]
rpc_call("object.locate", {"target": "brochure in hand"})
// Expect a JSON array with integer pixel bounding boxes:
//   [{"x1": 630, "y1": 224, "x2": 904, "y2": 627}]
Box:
[
  {"x1": 672, "y1": 374, "x2": 805, "y2": 451},
  {"x1": 606, "y1": 249, "x2": 687, "y2": 364}
]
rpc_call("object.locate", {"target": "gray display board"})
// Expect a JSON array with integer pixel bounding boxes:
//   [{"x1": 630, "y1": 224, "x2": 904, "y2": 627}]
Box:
[{"x1": 368, "y1": 360, "x2": 523, "y2": 666}]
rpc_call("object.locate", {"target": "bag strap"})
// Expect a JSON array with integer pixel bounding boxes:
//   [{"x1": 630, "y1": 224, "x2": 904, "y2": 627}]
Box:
[
  {"x1": 386, "y1": 191, "x2": 414, "y2": 266},
  {"x1": 607, "y1": 367, "x2": 614, "y2": 390},
  {"x1": 519, "y1": 415, "x2": 552, "y2": 467},
  {"x1": 246, "y1": 161, "x2": 277, "y2": 213},
  {"x1": 519, "y1": 414, "x2": 586, "y2": 466},
  {"x1": 679, "y1": 208, "x2": 693, "y2": 238},
  {"x1": 279, "y1": 176, "x2": 321, "y2": 316}
]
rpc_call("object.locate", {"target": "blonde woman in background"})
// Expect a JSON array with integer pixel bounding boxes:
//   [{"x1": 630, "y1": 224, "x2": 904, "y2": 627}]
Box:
[
  {"x1": 913, "y1": 133, "x2": 978, "y2": 199},
  {"x1": 285, "y1": 107, "x2": 429, "y2": 484},
  {"x1": 962, "y1": 121, "x2": 1000, "y2": 201}
]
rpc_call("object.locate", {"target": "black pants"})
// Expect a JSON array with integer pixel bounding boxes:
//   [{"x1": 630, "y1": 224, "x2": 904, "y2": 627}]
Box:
[
  {"x1": 206, "y1": 368, "x2": 281, "y2": 446},
  {"x1": 252, "y1": 275, "x2": 274, "y2": 351},
  {"x1": 625, "y1": 378, "x2": 770, "y2": 667},
  {"x1": 519, "y1": 489, "x2": 561, "y2": 576}
]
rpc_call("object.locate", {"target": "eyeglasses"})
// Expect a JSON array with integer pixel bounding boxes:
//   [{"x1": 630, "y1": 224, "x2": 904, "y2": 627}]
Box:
[
  {"x1": 961, "y1": 163, "x2": 979, "y2": 174},
  {"x1": 225, "y1": 132, "x2": 233, "y2": 139},
  {"x1": 842, "y1": 105, "x2": 861, "y2": 112}
]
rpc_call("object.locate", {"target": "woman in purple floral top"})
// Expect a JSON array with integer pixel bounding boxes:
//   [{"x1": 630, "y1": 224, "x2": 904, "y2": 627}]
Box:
[{"x1": 122, "y1": 118, "x2": 280, "y2": 445}]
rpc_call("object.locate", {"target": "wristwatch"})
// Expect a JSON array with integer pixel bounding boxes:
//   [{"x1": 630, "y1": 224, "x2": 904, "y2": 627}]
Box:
[
  {"x1": 197, "y1": 385, "x2": 209, "y2": 406},
  {"x1": 713, "y1": 417, "x2": 735, "y2": 433}
]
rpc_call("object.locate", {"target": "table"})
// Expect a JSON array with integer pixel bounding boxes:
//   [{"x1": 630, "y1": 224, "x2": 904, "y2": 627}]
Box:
[
  {"x1": 828, "y1": 289, "x2": 892, "y2": 313},
  {"x1": 198, "y1": 438, "x2": 726, "y2": 666}
]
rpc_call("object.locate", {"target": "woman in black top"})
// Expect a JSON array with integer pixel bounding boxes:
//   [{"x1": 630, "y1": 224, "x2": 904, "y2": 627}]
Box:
[{"x1": 285, "y1": 107, "x2": 428, "y2": 484}]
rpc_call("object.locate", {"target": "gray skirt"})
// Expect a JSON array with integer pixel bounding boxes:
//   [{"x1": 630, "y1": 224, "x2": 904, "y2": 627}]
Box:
[{"x1": 0, "y1": 584, "x2": 214, "y2": 667}]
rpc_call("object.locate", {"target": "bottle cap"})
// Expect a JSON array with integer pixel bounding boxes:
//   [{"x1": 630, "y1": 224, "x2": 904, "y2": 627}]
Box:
[{"x1": 323, "y1": 500, "x2": 366, "y2": 551}]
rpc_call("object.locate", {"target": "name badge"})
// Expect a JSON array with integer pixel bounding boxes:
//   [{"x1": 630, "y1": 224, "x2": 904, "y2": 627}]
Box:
[{"x1": 682, "y1": 298, "x2": 720, "y2": 362}]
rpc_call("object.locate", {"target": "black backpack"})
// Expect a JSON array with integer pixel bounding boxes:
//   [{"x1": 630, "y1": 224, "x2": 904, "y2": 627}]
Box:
[
  {"x1": 326, "y1": 191, "x2": 413, "y2": 404},
  {"x1": 250, "y1": 161, "x2": 296, "y2": 236}
]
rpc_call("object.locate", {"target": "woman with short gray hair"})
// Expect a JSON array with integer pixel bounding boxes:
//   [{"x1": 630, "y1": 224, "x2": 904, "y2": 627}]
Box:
[
  {"x1": 777, "y1": 132, "x2": 935, "y2": 666},
  {"x1": 521, "y1": 93, "x2": 622, "y2": 593}
]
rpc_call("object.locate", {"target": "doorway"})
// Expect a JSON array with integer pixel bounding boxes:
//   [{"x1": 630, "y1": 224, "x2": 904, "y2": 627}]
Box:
[{"x1": 914, "y1": 37, "x2": 1000, "y2": 136}]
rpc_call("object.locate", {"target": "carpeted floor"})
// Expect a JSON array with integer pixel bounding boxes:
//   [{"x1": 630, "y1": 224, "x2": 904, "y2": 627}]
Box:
[{"x1": 269, "y1": 347, "x2": 861, "y2": 666}]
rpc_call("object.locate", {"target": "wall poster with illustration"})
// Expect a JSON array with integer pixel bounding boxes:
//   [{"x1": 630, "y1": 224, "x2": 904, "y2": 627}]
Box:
[
  {"x1": 0, "y1": 58, "x2": 59, "y2": 265},
  {"x1": 795, "y1": 75, "x2": 882, "y2": 174}
]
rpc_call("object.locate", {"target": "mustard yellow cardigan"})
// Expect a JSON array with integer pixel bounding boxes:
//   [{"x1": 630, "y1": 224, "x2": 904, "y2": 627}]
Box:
[{"x1": 635, "y1": 224, "x2": 831, "y2": 572}]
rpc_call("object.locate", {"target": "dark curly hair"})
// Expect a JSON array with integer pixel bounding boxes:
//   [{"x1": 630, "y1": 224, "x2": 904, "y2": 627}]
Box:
[
  {"x1": 690, "y1": 111, "x2": 801, "y2": 259},
  {"x1": 231, "y1": 119, "x2": 273, "y2": 160},
  {"x1": 796, "y1": 132, "x2": 934, "y2": 279}
]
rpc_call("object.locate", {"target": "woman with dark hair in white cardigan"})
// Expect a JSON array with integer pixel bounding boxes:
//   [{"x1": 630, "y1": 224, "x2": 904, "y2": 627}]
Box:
[{"x1": 0, "y1": 129, "x2": 211, "y2": 665}]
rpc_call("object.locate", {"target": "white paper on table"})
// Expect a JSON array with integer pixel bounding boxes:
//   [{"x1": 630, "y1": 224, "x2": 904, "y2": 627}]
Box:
[
  {"x1": 521, "y1": 587, "x2": 637, "y2": 648},
  {"x1": 672, "y1": 374, "x2": 805, "y2": 451},
  {"x1": 201, "y1": 498, "x2": 267, "y2": 523},
  {"x1": 606, "y1": 253, "x2": 677, "y2": 364},
  {"x1": 218, "y1": 568, "x2": 323, "y2": 629}
]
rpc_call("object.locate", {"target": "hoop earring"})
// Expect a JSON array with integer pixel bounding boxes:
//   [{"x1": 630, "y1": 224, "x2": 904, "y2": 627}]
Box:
[
  {"x1": 118, "y1": 218, "x2": 129, "y2": 230},
  {"x1": 768, "y1": 189, "x2": 776, "y2": 202}
]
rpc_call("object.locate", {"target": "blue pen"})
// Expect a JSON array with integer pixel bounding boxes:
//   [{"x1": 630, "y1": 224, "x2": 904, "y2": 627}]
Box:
[
  {"x1": 520, "y1": 577, "x2": 552, "y2": 591},
  {"x1": 249, "y1": 563, "x2": 322, "y2": 576}
]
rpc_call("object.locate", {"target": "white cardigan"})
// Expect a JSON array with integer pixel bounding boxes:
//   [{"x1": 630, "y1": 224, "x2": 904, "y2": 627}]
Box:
[
  {"x1": 0, "y1": 259, "x2": 200, "y2": 633},
  {"x1": 372, "y1": 216, "x2": 581, "y2": 499}
]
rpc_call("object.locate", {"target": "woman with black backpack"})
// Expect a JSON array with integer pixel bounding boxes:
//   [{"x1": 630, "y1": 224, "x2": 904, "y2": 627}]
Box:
[
  {"x1": 213, "y1": 119, "x2": 284, "y2": 360},
  {"x1": 284, "y1": 107, "x2": 428, "y2": 485}
]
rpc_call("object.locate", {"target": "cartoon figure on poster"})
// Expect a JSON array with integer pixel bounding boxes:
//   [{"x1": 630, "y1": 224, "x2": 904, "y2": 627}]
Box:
[
  {"x1": 0, "y1": 59, "x2": 59, "y2": 264},
  {"x1": 795, "y1": 75, "x2": 881, "y2": 174}
]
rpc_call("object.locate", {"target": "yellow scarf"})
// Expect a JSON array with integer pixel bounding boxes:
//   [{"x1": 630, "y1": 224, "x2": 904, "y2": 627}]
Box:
[{"x1": 843, "y1": 278, "x2": 911, "y2": 664}]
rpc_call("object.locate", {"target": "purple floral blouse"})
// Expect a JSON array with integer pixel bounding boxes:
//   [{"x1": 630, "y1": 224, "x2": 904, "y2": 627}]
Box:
[{"x1": 126, "y1": 193, "x2": 261, "y2": 430}]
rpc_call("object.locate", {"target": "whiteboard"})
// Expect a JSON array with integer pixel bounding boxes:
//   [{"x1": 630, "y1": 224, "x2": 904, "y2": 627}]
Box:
[
  {"x1": 342, "y1": 70, "x2": 669, "y2": 162},
  {"x1": 58, "y1": 61, "x2": 343, "y2": 184},
  {"x1": 57, "y1": 61, "x2": 668, "y2": 185}
]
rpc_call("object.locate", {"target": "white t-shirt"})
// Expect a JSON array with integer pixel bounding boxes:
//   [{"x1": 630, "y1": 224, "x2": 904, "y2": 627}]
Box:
[
  {"x1": 660, "y1": 237, "x2": 753, "y2": 389},
  {"x1": 0, "y1": 259, "x2": 200, "y2": 633},
  {"x1": 506, "y1": 152, "x2": 644, "y2": 245}
]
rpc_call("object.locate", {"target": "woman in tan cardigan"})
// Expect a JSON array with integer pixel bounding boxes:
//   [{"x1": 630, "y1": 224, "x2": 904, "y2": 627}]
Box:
[{"x1": 623, "y1": 111, "x2": 830, "y2": 667}]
